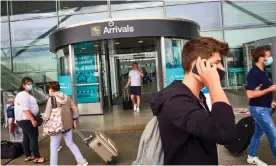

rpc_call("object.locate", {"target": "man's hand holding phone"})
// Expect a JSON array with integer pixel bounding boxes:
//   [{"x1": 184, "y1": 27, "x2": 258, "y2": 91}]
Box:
[
  {"x1": 193, "y1": 57, "x2": 221, "y2": 89},
  {"x1": 193, "y1": 57, "x2": 229, "y2": 105}
]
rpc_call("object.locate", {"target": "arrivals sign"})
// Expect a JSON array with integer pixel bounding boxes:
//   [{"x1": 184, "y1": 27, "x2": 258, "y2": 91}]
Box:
[
  {"x1": 50, "y1": 18, "x2": 199, "y2": 52},
  {"x1": 91, "y1": 21, "x2": 135, "y2": 37}
]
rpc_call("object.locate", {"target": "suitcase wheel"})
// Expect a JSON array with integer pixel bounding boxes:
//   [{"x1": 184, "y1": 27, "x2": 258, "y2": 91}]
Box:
[{"x1": 107, "y1": 156, "x2": 118, "y2": 165}]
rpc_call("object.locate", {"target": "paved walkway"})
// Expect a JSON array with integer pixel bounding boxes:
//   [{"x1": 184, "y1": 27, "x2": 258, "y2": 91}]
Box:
[{"x1": 2, "y1": 91, "x2": 276, "y2": 165}]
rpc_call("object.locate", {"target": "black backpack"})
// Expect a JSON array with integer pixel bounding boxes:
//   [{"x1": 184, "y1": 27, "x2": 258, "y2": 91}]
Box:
[
  {"x1": 224, "y1": 116, "x2": 255, "y2": 156},
  {"x1": 1, "y1": 141, "x2": 24, "y2": 159}
]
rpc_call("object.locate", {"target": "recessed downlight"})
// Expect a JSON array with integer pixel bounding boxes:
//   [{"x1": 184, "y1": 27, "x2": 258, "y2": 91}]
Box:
[{"x1": 138, "y1": 40, "x2": 143, "y2": 43}]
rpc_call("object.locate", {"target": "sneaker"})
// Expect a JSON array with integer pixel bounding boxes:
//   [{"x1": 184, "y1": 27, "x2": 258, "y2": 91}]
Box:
[
  {"x1": 133, "y1": 104, "x2": 137, "y2": 111},
  {"x1": 136, "y1": 107, "x2": 140, "y2": 112},
  {"x1": 77, "y1": 159, "x2": 88, "y2": 166},
  {"x1": 247, "y1": 156, "x2": 267, "y2": 166}
]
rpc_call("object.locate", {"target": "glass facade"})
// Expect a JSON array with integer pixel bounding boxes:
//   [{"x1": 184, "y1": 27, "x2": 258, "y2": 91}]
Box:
[{"x1": 1, "y1": 0, "x2": 276, "y2": 89}]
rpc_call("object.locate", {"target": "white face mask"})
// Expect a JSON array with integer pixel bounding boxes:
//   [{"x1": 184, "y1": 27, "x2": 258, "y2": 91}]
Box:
[{"x1": 264, "y1": 57, "x2": 273, "y2": 66}]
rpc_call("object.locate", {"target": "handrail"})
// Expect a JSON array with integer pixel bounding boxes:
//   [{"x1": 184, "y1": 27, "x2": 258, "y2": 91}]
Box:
[
  {"x1": 1, "y1": 65, "x2": 22, "y2": 83},
  {"x1": 1, "y1": 64, "x2": 49, "y2": 103},
  {"x1": 14, "y1": 69, "x2": 56, "y2": 74}
]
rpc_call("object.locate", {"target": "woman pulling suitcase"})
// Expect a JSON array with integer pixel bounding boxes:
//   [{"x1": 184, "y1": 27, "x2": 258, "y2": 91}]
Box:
[{"x1": 42, "y1": 81, "x2": 88, "y2": 166}]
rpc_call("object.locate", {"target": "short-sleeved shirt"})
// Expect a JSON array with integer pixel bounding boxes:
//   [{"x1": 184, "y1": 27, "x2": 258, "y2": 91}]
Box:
[
  {"x1": 246, "y1": 65, "x2": 272, "y2": 108},
  {"x1": 128, "y1": 70, "x2": 141, "y2": 86},
  {"x1": 14, "y1": 91, "x2": 39, "y2": 121}
]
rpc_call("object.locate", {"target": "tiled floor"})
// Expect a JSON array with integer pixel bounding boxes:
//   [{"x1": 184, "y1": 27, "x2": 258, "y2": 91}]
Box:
[{"x1": 2, "y1": 90, "x2": 276, "y2": 165}]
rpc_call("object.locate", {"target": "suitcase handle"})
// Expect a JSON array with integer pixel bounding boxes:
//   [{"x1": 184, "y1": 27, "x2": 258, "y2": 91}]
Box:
[
  {"x1": 75, "y1": 129, "x2": 92, "y2": 145},
  {"x1": 123, "y1": 89, "x2": 129, "y2": 101}
]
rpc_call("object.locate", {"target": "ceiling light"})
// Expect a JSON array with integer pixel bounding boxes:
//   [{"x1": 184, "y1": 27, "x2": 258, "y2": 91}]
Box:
[
  {"x1": 115, "y1": 42, "x2": 120, "y2": 45},
  {"x1": 138, "y1": 40, "x2": 143, "y2": 43},
  {"x1": 81, "y1": 48, "x2": 86, "y2": 49},
  {"x1": 94, "y1": 45, "x2": 98, "y2": 47}
]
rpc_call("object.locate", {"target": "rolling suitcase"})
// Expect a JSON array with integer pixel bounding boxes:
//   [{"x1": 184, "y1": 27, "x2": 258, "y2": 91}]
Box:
[
  {"x1": 75, "y1": 129, "x2": 119, "y2": 164},
  {"x1": 122, "y1": 89, "x2": 133, "y2": 110},
  {"x1": 224, "y1": 116, "x2": 255, "y2": 156}
]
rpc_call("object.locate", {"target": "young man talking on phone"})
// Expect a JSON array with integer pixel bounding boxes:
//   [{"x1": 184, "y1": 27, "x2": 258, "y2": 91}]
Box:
[
  {"x1": 125, "y1": 62, "x2": 144, "y2": 112},
  {"x1": 151, "y1": 37, "x2": 237, "y2": 165}
]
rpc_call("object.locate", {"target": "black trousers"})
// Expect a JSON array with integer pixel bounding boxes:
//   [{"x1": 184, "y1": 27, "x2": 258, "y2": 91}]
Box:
[{"x1": 16, "y1": 120, "x2": 40, "y2": 158}]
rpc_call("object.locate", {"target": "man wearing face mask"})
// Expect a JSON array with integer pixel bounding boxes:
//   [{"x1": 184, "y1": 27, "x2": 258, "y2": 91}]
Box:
[
  {"x1": 246, "y1": 46, "x2": 276, "y2": 165},
  {"x1": 151, "y1": 37, "x2": 237, "y2": 165}
]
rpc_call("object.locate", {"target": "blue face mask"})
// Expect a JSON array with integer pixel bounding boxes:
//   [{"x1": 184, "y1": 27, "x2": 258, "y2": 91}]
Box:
[
  {"x1": 26, "y1": 85, "x2": 33, "y2": 91},
  {"x1": 264, "y1": 57, "x2": 273, "y2": 66}
]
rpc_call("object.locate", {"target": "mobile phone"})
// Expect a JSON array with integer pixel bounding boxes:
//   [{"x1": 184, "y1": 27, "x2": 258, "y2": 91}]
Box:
[
  {"x1": 192, "y1": 62, "x2": 209, "y2": 75},
  {"x1": 192, "y1": 62, "x2": 225, "y2": 80}
]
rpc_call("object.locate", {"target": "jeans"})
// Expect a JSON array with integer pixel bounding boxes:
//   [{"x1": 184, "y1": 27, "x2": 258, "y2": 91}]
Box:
[
  {"x1": 50, "y1": 129, "x2": 85, "y2": 166},
  {"x1": 16, "y1": 120, "x2": 40, "y2": 158},
  {"x1": 248, "y1": 106, "x2": 276, "y2": 157}
]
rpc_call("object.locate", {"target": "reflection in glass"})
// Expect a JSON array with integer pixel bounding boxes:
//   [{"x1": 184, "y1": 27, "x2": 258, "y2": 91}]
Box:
[
  {"x1": 12, "y1": 45, "x2": 57, "y2": 73},
  {"x1": 224, "y1": 26, "x2": 276, "y2": 48},
  {"x1": 59, "y1": 1, "x2": 108, "y2": 16},
  {"x1": 9, "y1": 1, "x2": 56, "y2": 21},
  {"x1": 164, "y1": 38, "x2": 188, "y2": 86},
  {"x1": 223, "y1": 1, "x2": 276, "y2": 28},
  {"x1": 57, "y1": 47, "x2": 70, "y2": 76},
  {"x1": 57, "y1": 46, "x2": 73, "y2": 96},
  {"x1": 1, "y1": 1, "x2": 8, "y2": 22},
  {"x1": 111, "y1": 1, "x2": 164, "y2": 17},
  {"x1": 58, "y1": 12, "x2": 108, "y2": 28},
  {"x1": 111, "y1": 1, "x2": 163, "y2": 11},
  {"x1": 227, "y1": 48, "x2": 245, "y2": 87},
  {"x1": 112, "y1": 7, "x2": 164, "y2": 18},
  {"x1": 200, "y1": 31, "x2": 224, "y2": 41},
  {"x1": 16, "y1": 71, "x2": 57, "y2": 84},
  {"x1": 165, "y1": 1, "x2": 194, "y2": 6},
  {"x1": 1, "y1": 48, "x2": 11, "y2": 69},
  {"x1": 1, "y1": 22, "x2": 10, "y2": 48},
  {"x1": 166, "y1": 2, "x2": 222, "y2": 30},
  {"x1": 10, "y1": 17, "x2": 57, "y2": 47}
]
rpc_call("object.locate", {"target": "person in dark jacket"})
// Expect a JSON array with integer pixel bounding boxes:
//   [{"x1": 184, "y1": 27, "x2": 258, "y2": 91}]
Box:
[{"x1": 151, "y1": 37, "x2": 237, "y2": 165}]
